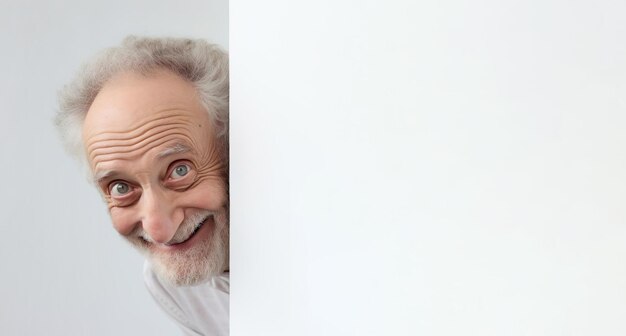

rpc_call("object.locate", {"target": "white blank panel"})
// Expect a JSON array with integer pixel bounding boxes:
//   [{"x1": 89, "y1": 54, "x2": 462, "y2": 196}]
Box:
[{"x1": 231, "y1": 0, "x2": 626, "y2": 335}]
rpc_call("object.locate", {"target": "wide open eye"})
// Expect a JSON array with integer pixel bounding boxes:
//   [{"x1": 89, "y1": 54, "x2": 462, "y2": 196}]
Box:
[
  {"x1": 110, "y1": 181, "x2": 132, "y2": 197},
  {"x1": 170, "y1": 163, "x2": 191, "y2": 179}
]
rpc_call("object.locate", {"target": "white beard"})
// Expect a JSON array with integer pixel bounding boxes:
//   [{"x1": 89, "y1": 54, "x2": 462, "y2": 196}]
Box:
[{"x1": 126, "y1": 208, "x2": 229, "y2": 286}]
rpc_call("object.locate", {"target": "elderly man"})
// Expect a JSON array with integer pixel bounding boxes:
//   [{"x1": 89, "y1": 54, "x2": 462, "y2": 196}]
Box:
[{"x1": 55, "y1": 36, "x2": 230, "y2": 335}]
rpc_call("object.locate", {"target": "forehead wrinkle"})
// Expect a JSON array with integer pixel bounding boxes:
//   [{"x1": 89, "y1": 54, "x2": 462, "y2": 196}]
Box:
[
  {"x1": 84, "y1": 107, "x2": 200, "y2": 143},
  {"x1": 86, "y1": 123, "x2": 193, "y2": 160},
  {"x1": 89, "y1": 131, "x2": 196, "y2": 166},
  {"x1": 85, "y1": 118, "x2": 194, "y2": 149}
]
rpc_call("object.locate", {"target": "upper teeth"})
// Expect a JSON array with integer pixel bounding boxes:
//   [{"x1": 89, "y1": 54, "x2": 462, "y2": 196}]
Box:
[
  {"x1": 193, "y1": 216, "x2": 208, "y2": 233},
  {"x1": 167, "y1": 215, "x2": 210, "y2": 245}
]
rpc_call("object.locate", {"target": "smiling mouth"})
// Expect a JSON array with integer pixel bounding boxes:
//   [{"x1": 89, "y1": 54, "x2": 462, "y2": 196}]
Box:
[
  {"x1": 139, "y1": 214, "x2": 213, "y2": 248},
  {"x1": 165, "y1": 215, "x2": 211, "y2": 247}
]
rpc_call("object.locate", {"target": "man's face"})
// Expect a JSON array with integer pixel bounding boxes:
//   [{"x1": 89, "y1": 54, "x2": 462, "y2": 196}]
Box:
[{"x1": 82, "y1": 70, "x2": 228, "y2": 286}]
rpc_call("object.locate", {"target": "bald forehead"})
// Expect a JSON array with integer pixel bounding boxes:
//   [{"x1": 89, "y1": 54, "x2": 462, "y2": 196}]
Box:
[{"x1": 84, "y1": 69, "x2": 206, "y2": 133}]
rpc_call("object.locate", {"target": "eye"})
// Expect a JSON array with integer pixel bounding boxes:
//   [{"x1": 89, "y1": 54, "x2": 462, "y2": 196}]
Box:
[
  {"x1": 170, "y1": 163, "x2": 190, "y2": 179},
  {"x1": 110, "y1": 181, "x2": 132, "y2": 197}
]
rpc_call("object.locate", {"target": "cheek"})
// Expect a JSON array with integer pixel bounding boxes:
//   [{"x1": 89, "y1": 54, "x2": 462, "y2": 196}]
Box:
[
  {"x1": 109, "y1": 207, "x2": 138, "y2": 236},
  {"x1": 181, "y1": 179, "x2": 227, "y2": 210}
]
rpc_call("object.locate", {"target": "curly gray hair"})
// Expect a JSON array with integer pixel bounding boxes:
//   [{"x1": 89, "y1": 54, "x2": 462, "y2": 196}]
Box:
[{"x1": 55, "y1": 36, "x2": 229, "y2": 166}]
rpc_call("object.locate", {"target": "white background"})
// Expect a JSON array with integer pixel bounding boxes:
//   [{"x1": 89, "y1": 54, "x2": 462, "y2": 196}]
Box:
[
  {"x1": 0, "y1": 1, "x2": 227, "y2": 335},
  {"x1": 231, "y1": 0, "x2": 626, "y2": 335}
]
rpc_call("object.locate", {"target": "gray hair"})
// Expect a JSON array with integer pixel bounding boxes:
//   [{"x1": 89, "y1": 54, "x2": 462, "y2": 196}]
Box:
[{"x1": 55, "y1": 36, "x2": 229, "y2": 166}]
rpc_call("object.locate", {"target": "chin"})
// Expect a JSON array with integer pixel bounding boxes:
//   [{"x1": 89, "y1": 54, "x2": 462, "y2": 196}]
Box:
[{"x1": 149, "y1": 242, "x2": 228, "y2": 286}]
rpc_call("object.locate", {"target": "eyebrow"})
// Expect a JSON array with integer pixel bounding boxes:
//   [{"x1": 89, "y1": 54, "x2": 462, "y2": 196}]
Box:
[
  {"x1": 92, "y1": 143, "x2": 193, "y2": 184},
  {"x1": 93, "y1": 169, "x2": 117, "y2": 185},
  {"x1": 156, "y1": 142, "x2": 193, "y2": 159}
]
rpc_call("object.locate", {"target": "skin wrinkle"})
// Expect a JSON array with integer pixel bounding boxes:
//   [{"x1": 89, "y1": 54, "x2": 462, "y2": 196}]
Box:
[
  {"x1": 86, "y1": 117, "x2": 192, "y2": 142},
  {"x1": 89, "y1": 131, "x2": 196, "y2": 167},
  {"x1": 86, "y1": 121, "x2": 196, "y2": 161},
  {"x1": 188, "y1": 171, "x2": 223, "y2": 192},
  {"x1": 88, "y1": 124, "x2": 193, "y2": 158},
  {"x1": 85, "y1": 107, "x2": 199, "y2": 140},
  {"x1": 86, "y1": 118, "x2": 194, "y2": 146}
]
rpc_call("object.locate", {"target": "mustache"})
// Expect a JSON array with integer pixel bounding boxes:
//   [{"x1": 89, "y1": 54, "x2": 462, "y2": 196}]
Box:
[{"x1": 136, "y1": 210, "x2": 213, "y2": 245}]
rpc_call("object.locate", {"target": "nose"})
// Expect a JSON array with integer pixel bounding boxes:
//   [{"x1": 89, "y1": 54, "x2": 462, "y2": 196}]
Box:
[{"x1": 139, "y1": 188, "x2": 184, "y2": 244}]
